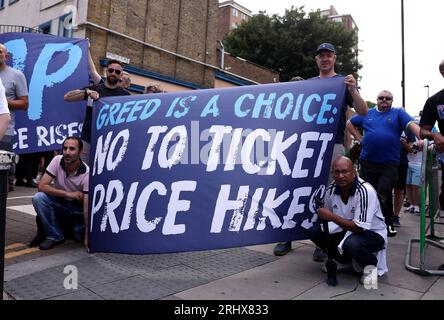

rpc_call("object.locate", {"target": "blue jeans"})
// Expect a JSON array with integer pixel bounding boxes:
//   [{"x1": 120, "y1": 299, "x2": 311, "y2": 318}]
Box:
[
  {"x1": 32, "y1": 192, "x2": 84, "y2": 241},
  {"x1": 309, "y1": 223, "x2": 385, "y2": 267}
]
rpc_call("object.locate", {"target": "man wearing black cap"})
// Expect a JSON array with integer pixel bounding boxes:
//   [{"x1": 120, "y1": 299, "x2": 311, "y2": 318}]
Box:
[
  {"x1": 311, "y1": 43, "x2": 368, "y2": 262},
  {"x1": 420, "y1": 59, "x2": 444, "y2": 211}
]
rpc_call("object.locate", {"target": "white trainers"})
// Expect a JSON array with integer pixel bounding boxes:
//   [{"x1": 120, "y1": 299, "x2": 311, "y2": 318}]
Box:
[{"x1": 407, "y1": 205, "x2": 420, "y2": 214}]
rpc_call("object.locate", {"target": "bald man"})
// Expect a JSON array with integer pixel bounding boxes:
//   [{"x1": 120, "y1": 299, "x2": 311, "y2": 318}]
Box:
[
  {"x1": 419, "y1": 59, "x2": 444, "y2": 209},
  {"x1": 309, "y1": 156, "x2": 388, "y2": 285},
  {"x1": 346, "y1": 89, "x2": 420, "y2": 236},
  {"x1": 0, "y1": 43, "x2": 28, "y2": 191}
]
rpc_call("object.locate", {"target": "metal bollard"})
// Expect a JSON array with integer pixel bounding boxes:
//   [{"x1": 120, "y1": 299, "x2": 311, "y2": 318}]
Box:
[{"x1": 0, "y1": 150, "x2": 14, "y2": 301}]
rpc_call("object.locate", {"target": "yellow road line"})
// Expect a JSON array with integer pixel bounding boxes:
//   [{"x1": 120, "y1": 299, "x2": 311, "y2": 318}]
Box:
[
  {"x1": 5, "y1": 243, "x2": 26, "y2": 251},
  {"x1": 5, "y1": 247, "x2": 40, "y2": 259}
]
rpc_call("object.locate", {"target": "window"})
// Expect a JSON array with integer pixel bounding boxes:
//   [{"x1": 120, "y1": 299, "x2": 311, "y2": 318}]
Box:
[
  {"x1": 9, "y1": 0, "x2": 19, "y2": 4},
  {"x1": 331, "y1": 17, "x2": 343, "y2": 24},
  {"x1": 0, "y1": 0, "x2": 5, "y2": 10},
  {"x1": 58, "y1": 13, "x2": 73, "y2": 38},
  {"x1": 231, "y1": 22, "x2": 238, "y2": 30},
  {"x1": 39, "y1": 21, "x2": 52, "y2": 34},
  {"x1": 232, "y1": 8, "x2": 238, "y2": 17}
]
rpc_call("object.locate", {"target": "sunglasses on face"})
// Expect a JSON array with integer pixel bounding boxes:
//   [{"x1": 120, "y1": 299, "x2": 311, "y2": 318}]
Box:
[
  {"x1": 107, "y1": 68, "x2": 122, "y2": 75},
  {"x1": 378, "y1": 96, "x2": 393, "y2": 101}
]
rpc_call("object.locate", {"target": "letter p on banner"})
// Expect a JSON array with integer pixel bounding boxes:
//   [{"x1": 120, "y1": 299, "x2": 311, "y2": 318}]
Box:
[{"x1": 29, "y1": 43, "x2": 82, "y2": 120}]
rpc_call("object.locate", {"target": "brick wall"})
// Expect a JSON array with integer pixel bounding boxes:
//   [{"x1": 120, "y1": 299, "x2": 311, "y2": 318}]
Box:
[
  {"x1": 222, "y1": 53, "x2": 279, "y2": 84},
  {"x1": 217, "y1": 6, "x2": 230, "y2": 41},
  {"x1": 87, "y1": 0, "x2": 218, "y2": 88}
]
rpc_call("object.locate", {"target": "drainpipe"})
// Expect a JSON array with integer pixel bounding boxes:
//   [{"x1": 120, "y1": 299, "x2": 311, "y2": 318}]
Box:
[{"x1": 217, "y1": 40, "x2": 224, "y2": 70}]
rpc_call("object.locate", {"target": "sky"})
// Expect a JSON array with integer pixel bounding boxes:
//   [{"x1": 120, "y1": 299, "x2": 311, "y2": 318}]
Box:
[{"x1": 225, "y1": 0, "x2": 444, "y2": 117}]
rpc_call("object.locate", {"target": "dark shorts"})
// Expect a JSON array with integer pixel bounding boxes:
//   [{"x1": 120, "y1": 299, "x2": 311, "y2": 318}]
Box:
[{"x1": 394, "y1": 163, "x2": 408, "y2": 190}]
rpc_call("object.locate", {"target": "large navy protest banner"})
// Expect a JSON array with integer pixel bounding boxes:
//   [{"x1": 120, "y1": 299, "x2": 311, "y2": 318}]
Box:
[
  {"x1": 0, "y1": 32, "x2": 88, "y2": 154},
  {"x1": 88, "y1": 77, "x2": 346, "y2": 254}
]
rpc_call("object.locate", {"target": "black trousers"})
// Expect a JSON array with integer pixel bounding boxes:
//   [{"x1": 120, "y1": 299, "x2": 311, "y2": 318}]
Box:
[
  {"x1": 360, "y1": 160, "x2": 398, "y2": 223},
  {"x1": 308, "y1": 223, "x2": 385, "y2": 268},
  {"x1": 440, "y1": 164, "x2": 444, "y2": 210}
]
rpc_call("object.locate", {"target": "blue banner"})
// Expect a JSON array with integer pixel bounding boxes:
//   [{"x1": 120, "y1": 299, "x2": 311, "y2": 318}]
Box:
[
  {"x1": 88, "y1": 77, "x2": 346, "y2": 254},
  {"x1": 0, "y1": 32, "x2": 88, "y2": 154}
]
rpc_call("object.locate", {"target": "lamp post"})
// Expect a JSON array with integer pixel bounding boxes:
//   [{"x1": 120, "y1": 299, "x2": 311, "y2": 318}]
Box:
[
  {"x1": 424, "y1": 85, "x2": 430, "y2": 99},
  {"x1": 401, "y1": 0, "x2": 406, "y2": 107}
]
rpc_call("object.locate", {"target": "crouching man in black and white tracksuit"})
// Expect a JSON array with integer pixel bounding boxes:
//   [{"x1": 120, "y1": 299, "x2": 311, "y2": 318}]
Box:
[{"x1": 308, "y1": 156, "x2": 388, "y2": 285}]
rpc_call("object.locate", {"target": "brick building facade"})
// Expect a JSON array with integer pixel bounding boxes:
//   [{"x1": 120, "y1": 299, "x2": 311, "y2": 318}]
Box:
[
  {"x1": 86, "y1": 0, "x2": 218, "y2": 90},
  {"x1": 217, "y1": 0, "x2": 251, "y2": 41},
  {"x1": 0, "y1": 0, "x2": 278, "y2": 92}
]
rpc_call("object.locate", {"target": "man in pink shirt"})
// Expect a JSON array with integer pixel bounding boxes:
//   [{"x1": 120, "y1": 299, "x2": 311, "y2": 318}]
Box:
[{"x1": 29, "y1": 137, "x2": 89, "y2": 250}]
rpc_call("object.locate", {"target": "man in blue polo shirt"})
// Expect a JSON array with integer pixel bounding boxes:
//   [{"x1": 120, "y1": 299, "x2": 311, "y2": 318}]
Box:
[{"x1": 346, "y1": 90, "x2": 420, "y2": 236}]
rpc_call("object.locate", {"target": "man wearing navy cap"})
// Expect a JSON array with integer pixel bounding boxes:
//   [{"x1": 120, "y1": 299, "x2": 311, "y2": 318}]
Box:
[
  {"x1": 313, "y1": 43, "x2": 367, "y2": 178},
  {"x1": 273, "y1": 43, "x2": 368, "y2": 258}
]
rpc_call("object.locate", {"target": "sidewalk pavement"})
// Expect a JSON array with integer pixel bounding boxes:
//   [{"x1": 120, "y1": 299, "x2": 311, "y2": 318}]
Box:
[{"x1": 2, "y1": 186, "x2": 443, "y2": 300}]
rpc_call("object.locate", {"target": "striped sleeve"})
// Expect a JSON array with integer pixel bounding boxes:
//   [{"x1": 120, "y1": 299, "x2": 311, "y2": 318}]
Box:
[
  {"x1": 353, "y1": 181, "x2": 372, "y2": 230},
  {"x1": 323, "y1": 182, "x2": 336, "y2": 209}
]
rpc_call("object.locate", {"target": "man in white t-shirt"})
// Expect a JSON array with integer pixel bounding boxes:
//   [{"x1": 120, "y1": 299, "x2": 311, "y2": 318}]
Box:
[
  {"x1": 309, "y1": 156, "x2": 388, "y2": 285},
  {"x1": 0, "y1": 78, "x2": 11, "y2": 140}
]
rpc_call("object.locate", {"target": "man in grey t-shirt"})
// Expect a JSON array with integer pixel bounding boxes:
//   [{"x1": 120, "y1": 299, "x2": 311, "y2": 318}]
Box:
[
  {"x1": 0, "y1": 78, "x2": 11, "y2": 139},
  {"x1": 0, "y1": 43, "x2": 29, "y2": 190}
]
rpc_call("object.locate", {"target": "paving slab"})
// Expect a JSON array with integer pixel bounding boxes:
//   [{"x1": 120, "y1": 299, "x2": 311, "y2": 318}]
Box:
[
  {"x1": 175, "y1": 257, "x2": 318, "y2": 300},
  {"x1": 4, "y1": 248, "x2": 89, "y2": 281},
  {"x1": 142, "y1": 265, "x2": 214, "y2": 292},
  {"x1": 49, "y1": 289, "x2": 105, "y2": 300},
  {"x1": 95, "y1": 252, "x2": 182, "y2": 273},
  {"x1": 88, "y1": 276, "x2": 175, "y2": 300},
  {"x1": 71, "y1": 256, "x2": 135, "y2": 288},
  {"x1": 295, "y1": 281, "x2": 423, "y2": 300},
  {"x1": 4, "y1": 265, "x2": 86, "y2": 300},
  {"x1": 420, "y1": 278, "x2": 444, "y2": 300},
  {"x1": 380, "y1": 236, "x2": 441, "y2": 293}
]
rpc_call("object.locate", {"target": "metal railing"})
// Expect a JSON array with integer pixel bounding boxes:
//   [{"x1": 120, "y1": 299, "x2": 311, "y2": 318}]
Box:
[
  {"x1": 405, "y1": 139, "x2": 444, "y2": 275},
  {"x1": 0, "y1": 25, "x2": 43, "y2": 34}
]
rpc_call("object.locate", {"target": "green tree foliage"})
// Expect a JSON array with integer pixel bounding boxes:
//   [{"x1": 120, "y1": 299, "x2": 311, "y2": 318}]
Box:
[
  {"x1": 366, "y1": 101, "x2": 376, "y2": 109},
  {"x1": 224, "y1": 7, "x2": 361, "y2": 82}
]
